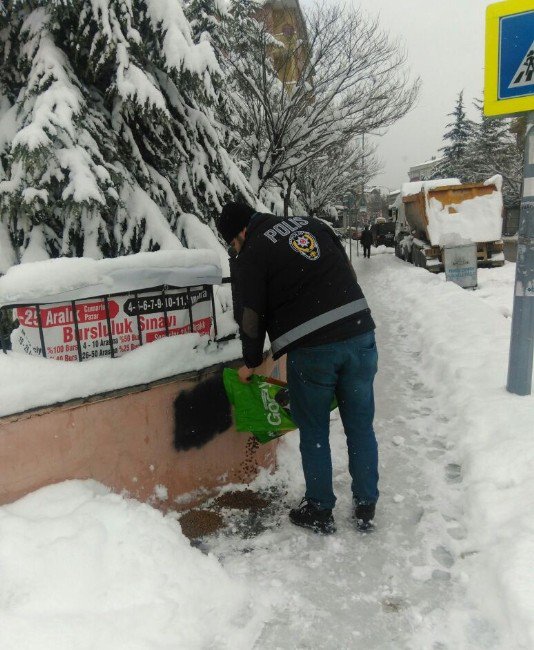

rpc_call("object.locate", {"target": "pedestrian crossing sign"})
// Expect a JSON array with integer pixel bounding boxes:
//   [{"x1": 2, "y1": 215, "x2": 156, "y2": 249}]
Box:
[{"x1": 485, "y1": 0, "x2": 534, "y2": 116}]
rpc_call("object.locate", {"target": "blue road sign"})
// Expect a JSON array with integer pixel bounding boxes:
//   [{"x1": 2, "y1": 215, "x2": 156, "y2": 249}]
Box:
[{"x1": 499, "y1": 9, "x2": 534, "y2": 100}]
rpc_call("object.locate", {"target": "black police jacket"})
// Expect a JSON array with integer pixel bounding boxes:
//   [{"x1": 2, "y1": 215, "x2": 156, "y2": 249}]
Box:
[{"x1": 232, "y1": 213, "x2": 375, "y2": 368}]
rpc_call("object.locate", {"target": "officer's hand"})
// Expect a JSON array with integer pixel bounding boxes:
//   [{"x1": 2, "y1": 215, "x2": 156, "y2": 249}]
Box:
[{"x1": 238, "y1": 365, "x2": 255, "y2": 383}]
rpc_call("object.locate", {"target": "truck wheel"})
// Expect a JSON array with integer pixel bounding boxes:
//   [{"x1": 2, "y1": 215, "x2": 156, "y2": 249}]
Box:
[
  {"x1": 412, "y1": 246, "x2": 425, "y2": 268},
  {"x1": 418, "y1": 249, "x2": 427, "y2": 269}
]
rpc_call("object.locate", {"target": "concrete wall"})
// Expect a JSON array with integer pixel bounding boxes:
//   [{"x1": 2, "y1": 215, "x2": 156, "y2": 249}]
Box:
[{"x1": 0, "y1": 356, "x2": 285, "y2": 509}]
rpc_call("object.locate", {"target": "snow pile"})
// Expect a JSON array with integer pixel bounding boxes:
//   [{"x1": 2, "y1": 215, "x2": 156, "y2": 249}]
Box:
[
  {"x1": 379, "y1": 259, "x2": 534, "y2": 647},
  {"x1": 0, "y1": 334, "x2": 242, "y2": 418},
  {"x1": 465, "y1": 264, "x2": 515, "y2": 320},
  {"x1": 0, "y1": 480, "x2": 269, "y2": 650},
  {"x1": 0, "y1": 250, "x2": 222, "y2": 306},
  {"x1": 426, "y1": 189, "x2": 503, "y2": 246}
]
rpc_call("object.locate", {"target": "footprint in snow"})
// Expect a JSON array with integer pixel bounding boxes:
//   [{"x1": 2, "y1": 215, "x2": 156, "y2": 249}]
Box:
[
  {"x1": 432, "y1": 569, "x2": 451, "y2": 581},
  {"x1": 447, "y1": 526, "x2": 467, "y2": 541},
  {"x1": 426, "y1": 448, "x2": 446, "y2": 460},
  {"x1": 445, "y1": 463, "x2": 462, "y2": 484},
  {"x1": 432, "y1": 545, "x2": 455, "y2": 568}
]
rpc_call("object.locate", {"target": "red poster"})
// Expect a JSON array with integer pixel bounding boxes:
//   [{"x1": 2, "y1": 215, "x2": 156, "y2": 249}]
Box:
[{"x1": 12, "y1": 286, "x2": 213, "y2": 361}]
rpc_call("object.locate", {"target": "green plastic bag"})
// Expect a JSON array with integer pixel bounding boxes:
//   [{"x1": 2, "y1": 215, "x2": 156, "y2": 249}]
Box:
[
  {"x1": 223, "y1": 368, "x2": 295, "y2": 444},
  {"x1": 222, "y1": 368, "x2": 338, "y2": 444}
]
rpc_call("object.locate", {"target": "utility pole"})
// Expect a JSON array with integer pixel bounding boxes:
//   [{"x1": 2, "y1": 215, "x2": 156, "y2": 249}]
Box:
[
  {"x1": 485, "y1": 2, "x2": 534, "y2": 394},
  {"x1": 356, "y1": 133, "x2": 365, "y2": 259},
  {"x1": 507, "y1": 111, "x2": 534, "y2": 395},
  {"x1": 344, "y1": 191, "x2": 355, "y2": 262}
]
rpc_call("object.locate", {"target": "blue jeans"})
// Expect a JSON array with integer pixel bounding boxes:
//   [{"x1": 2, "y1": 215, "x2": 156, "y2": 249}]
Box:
[{"x1": 287, "y1": 331, "x2": 379, "y2": 510}]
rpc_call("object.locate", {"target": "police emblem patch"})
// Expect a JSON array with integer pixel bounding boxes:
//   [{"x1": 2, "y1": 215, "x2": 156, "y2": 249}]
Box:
[{"x1": 289, "y1": 231, "x2": 320, "y2": 261}]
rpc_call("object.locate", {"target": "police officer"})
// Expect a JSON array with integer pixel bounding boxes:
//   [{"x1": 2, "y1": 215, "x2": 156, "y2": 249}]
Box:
[{"x1": 217, "y1": 202, "x2": 379, "y2": 533}]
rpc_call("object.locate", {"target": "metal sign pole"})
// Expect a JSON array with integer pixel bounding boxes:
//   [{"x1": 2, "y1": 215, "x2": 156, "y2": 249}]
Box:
[
  {"x1": 345, "y1": 191, "x2": 355, "y2": 263},
  {"x1": 104, "y1": 297, "x2": 115, "y2": 358},
  {"x1": 36, "y1": 305, "x2": 47, "y2": 359},
  {"x1": 356, "y1": 209, "x2": 360, "y2": 258},
  {"x1": 0, "y1": 308, "x2": 6, "y2": 354},
  {"x1": 485, "y1": 1, "x2": 534, "y2": 394},
  {"x1": 161, "y1": 286, "x2": 170, "y2": 337},
  {"x1": 186, "y1": 287, "x2": 194, "y2": 333},
  {"x1": 507, "y1": 110, "x2": 534, "y2": 395}
]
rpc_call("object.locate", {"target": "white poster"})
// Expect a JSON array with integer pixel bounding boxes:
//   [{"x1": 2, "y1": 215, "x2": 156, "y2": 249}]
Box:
[
  {"x1": 443, "y1": 244, "x2": 478, "y2": 290},
  {"x1": 12, "y1": 286, "x2": 213, "y2": 361}
]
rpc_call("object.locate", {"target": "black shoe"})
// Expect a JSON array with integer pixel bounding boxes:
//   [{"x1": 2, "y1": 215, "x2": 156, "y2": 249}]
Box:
[
  {"x1": 353, "y1": 502, "x2": 376, "y2": 531},
  {"x1": 289, "y1": 498, "x2": 336, "y2": 534}
]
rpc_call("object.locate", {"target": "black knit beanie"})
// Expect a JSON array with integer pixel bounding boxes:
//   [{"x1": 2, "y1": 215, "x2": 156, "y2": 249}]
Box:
[{"x1": 217, "y1": 202, "x2": 257, "y2": 245}]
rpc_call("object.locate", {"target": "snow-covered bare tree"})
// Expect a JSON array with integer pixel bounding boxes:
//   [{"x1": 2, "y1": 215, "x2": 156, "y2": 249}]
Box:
[
  {"x1": 225, "y1": 1, "x2": 419, "y2": 215},
  {"x1": 0, "y1": 0, "x2": 253, "y2": 265},
  {"x1": 365, "y1": 188, "x2": 389, "y2": 222},
  {"x1": 295, "y1": 139, "x2": 380, "y2": 218}
]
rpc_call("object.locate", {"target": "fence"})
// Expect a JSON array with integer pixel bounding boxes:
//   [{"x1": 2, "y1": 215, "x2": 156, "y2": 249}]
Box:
[{"x1": 0, "y1": 278, "x2": 233, "y2": 360}]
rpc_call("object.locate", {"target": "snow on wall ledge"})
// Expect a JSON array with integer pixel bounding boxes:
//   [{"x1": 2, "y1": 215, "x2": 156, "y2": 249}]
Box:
[
  {"x1": 0, "y1": 334, "x2": 242, "y2": 419},
  {"x1": 0, "y1": 249, "x2": 222, "y2": 306}
]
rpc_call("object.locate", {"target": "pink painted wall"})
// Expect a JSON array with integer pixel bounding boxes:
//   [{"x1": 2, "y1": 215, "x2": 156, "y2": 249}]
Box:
[{"x1": 0, "y1": 356, "x2": 287, "y2": 508}]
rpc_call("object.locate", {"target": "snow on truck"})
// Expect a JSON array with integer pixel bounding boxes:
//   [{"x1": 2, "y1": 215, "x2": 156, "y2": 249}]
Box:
[{"x1": 391, "y1": 177, "x2": 505, "y2": 272}]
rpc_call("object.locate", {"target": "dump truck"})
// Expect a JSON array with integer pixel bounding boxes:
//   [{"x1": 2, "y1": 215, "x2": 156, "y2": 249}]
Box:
[{"x1": 392, "y1": 177, "x2": 505, "y2": 272}]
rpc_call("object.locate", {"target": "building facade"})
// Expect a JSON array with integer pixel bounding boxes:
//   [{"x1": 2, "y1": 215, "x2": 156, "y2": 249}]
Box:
[
  {"x1": 408, "y1": 157, "x2": 443, "y2": 182},
  {"x1": 257, "y1": 0, "x2": 309, "y2": 86}
]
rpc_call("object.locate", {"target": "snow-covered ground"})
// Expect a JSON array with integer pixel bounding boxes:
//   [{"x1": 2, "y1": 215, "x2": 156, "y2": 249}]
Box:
[{"x1": 1, "y1": 250, "x2": 533, "y2": 649}]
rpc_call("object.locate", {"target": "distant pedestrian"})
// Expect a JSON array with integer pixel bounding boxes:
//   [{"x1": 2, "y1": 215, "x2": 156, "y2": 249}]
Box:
[{"x1": 361, "y1": 225, "x2": 373, "y2": 259}]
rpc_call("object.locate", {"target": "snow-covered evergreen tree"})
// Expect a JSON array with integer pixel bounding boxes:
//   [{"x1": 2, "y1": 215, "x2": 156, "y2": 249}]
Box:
[
  {"x1": 183, "y1": 0, "x2": 255, "y2": 205},
  {"x1": 469, "y1": 99, "x2": 510, "y2": 171},
  {"x1": 223, "y1": 0, "x2": 281, "y2": 204},
  {"x1": 185, "y1": 0, "x2": 227, "y2": 45},
  {"x1": 0, "y1": 0, "x2": 253, "y2": 264},
  {"x1": 466, "y1": 99, "x2": 522, "y2": 207},
  {"x1": 433, "y1": 91, "x2": 474, "y2": 181}
]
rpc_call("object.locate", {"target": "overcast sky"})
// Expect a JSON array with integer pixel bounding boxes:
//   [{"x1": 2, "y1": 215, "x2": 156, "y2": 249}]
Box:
[{"x1": 300, "y1": 0, "x2": 496, "y2": 191}]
